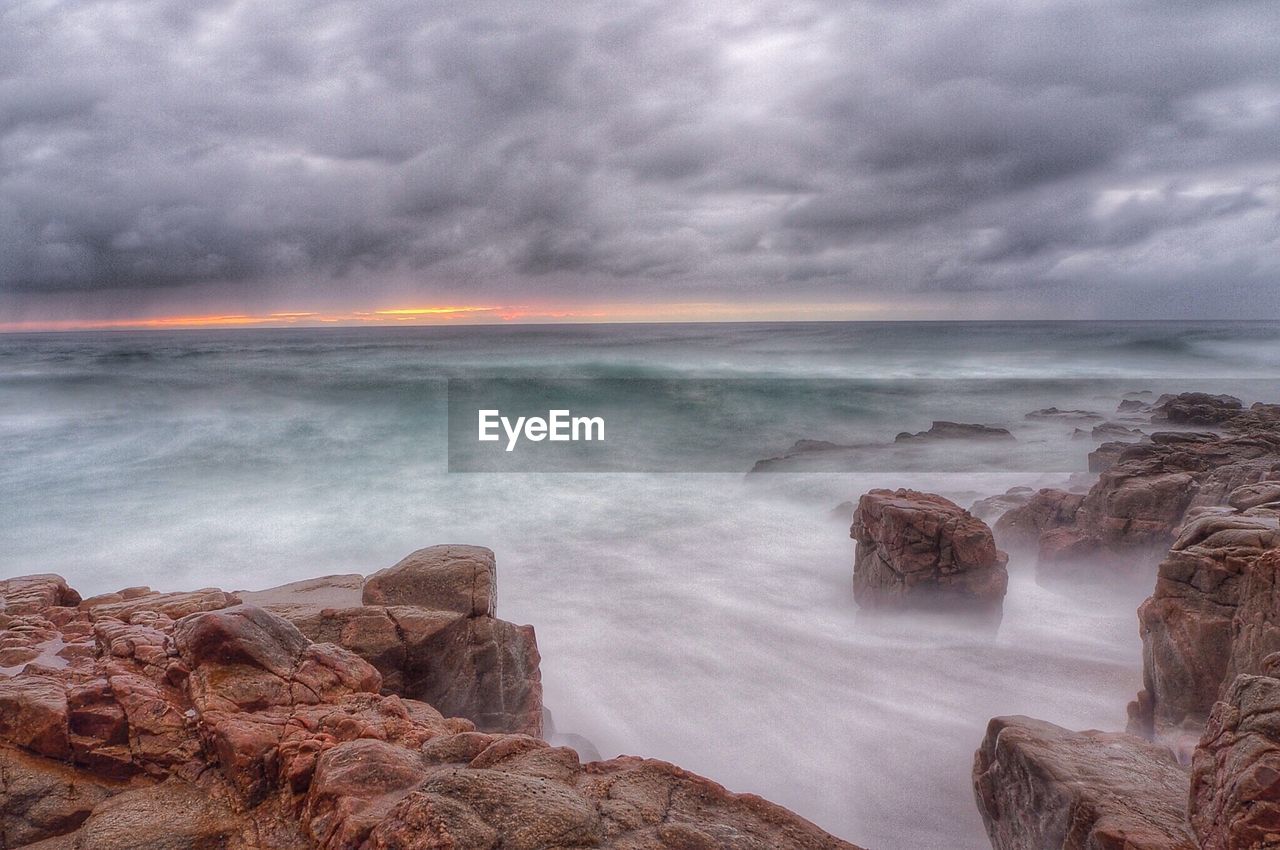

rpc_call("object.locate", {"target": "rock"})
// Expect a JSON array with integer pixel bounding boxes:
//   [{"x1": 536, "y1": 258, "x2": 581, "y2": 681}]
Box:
[
  {"x1": 790, "y1": 439, "x2": 848, "y2": 453},
  {"x1": 894, "y1": 421, "x2": 1015, "y2": 442},
  {"x1": 850, "y1": 489, "x2": 1008, "y2": 617},
  {"x1": 1092, "y1": 421, "x2": 1144, "y2": 440},
  {"x1": 992, "y1": 488, "x2": 1084, "y2": 551},
  {"x1": 0, "y1": 575, "x2": 82, "y2": 615},
  {"x1": 1228, "y1": 480, "x2": 1280, "y2": 511},
  {"x1": 0, "y1": 558, "x2": 856, "y2": 850},
  {"x1": 1024, "y1": 407, "x2": 1104, "y2": 422},
  {"x1": 1153, "y1": 392, "x2": 1244, "y2": 425},
  {"x1": 0, "y1": 745, "x2": 132, "y2": 848},
  {"x1": 1118, "y1": 398, "x2": 1151, "y2": 413},
  {"x1": 972, "y1": 715, "x2": 1195, "y2": 850},
  {"x1": 1130, "y1": 518, "x2": 1280, "y2": 749},
  {"x1": 1189, "y1": 673, "x2": 1280, "y2": 850},
  {"x1": 363, "y1": 545, "x2": 497, "y2": 617},
  {"x1": 970, "y1": 487, "x2": 1034, "y2": 523},
  {"x1": 85, "y1": 589, "x2": 241, "y2": 622}
]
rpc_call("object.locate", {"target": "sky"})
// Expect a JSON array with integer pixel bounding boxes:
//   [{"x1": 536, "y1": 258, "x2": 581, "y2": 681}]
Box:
[{"x1": 1, "y1": 0, "x2": 1279, "y2": 328}]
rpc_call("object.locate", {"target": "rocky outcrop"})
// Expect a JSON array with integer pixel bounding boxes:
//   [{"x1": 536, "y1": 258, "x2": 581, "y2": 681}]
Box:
[
  {"x1": 1189, "y1": 672, "x2": 1280, "y2": 850},
  {"x1": 0, "y1": 561, "x2": 861, "y2": 850},
  {"x1": 1034, "y1": 428, "x2": 1280, "y2": 584},
  {"x1": 1153, "y1": 392, "x2": 1244, "y2": 425},
  {"x1": 970, "y1": 487, "x2": 1034, "y2": 524},
  {"x1": 894, "y1": 421, "x2": 1014, "y2": 442},
  {"x1": 992, "y1": 488, "x2": 1085, "y2": 551},
  {"x1": 1131, "y1": 532, "x2": 1280, "y2": 751},
  {"x1": 1025, "y1": 407, "x2": 1104, "y2": 422},
  {"x1": 240, "y1": 546, "x2": 542, "y2": 737},
  {"x1": 972, "y1": 716, "x2": 1195, "y2": 850},
  {"x1": 850, "y1": 489, "x2": 1008, "y2": 617}
]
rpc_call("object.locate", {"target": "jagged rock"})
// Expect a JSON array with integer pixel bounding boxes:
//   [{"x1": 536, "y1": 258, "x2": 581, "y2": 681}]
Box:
[
  {"x1": 0, "y1": 745, "x2": 133, "y2": 848},
  {"x1": 993, "y1": 488, "x2": 1084, "y2": 551},
  {"x1": 363, "y1": 545, "x2": 497, "y2": 617},
  {"x1": 972, "y1": 716, "x2": 1195, "y2": 850},
  {"x1": 0, "y1": 575, "x2": 82, "y2": 615},
  {"x1": 1, "y1": 562, "x2": 855, "y2": 850},
  {"x1": 894, "y1": 421, "x2": 1014, "y2": 442},
  {"x1": 1130, "y1": 519, "x2": 1280, "y2": 749},
  {"x1": 1189, "y1": 673, "x2": 1280, "y2": 850},
  {"x1": 1153, "y1": 392, "x2": 1244, "y2": 425},
  {"x1": 850, "y1": 489, "x2": 1008, "y2": 617},
  {"x1": 1036, "y1": 427, "x2": 1280, "y2": 584},
  {"x1": 247, "y1": 560, "x2": 542, "y2": 736}
]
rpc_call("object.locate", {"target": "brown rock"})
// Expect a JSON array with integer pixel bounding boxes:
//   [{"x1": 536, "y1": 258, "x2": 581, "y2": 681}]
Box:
[
  {"x1": 1189, "y1": 673, "x2": 1280, "y2": 850},
  {"x1": 61, "y1": 778, "x2": 246, "y2": 849},
  {"x1": 850, "y1": 489, "x2": 1008, "y2": 616},
  {"x1": 894, "y1": 421, "x2": 1015, "y2": 442},
  {"x1": 363, "y1": 545, "x2": 497, "y2": 617},
  {"x1": 87, "y1": 589, "x2": 242, "y2": 622},
  {"x1": 993, "y1": 488, "x2": 1084, "y2": 550},
  {"x1": 1153, "y1": 392, "x2": 1244, "y2": 425},
  {"x1": 972, "y1": 715, "x2": 1195, "y2": 850},
  {"x1": 0, "y1": 575, "x2": 82, "y2": 615},
  {"x1": 0, "y1": 745, "x2": 132, "y2": 848},
  {"x1": 1130, "y1": 516, "x2": 1280, "y2": 748}
]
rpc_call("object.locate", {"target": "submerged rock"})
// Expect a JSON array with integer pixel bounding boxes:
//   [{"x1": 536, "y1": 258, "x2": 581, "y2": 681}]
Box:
[
  {"x1": 973, "y1": 716, "x2": 1195, "y2": 850},
  {"x1": 894, "y1": 421, "x2": 1014, "y2": 442},
  {"x1": 850, "y1": 489, "x2": 1008, "y2": 618}
]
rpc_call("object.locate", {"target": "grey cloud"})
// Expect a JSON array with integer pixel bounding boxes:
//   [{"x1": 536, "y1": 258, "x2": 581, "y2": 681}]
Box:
[{"x1": 0, "y1": 0, "x2": 1278, "y2": 316}]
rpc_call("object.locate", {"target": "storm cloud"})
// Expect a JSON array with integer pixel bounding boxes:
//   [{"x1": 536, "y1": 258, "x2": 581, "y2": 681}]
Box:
[{"x1": 1, "y1": 0, "x2": 1278, "y2": 318}]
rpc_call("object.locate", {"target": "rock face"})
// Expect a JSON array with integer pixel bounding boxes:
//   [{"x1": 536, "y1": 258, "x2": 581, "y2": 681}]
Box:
[
  {"x1": 0, "y1": 560, "x2": 861, "y2": 850},
  {"x1": 1190, "y1": 673, "x2": 1280, "y2": 850},
  {"x1": 972, "y1": 716, "x2": 1195, "y2": 850},
  {"x1": 894, "y1": 421, "x2": 1014, "y2": 442},
  {"x1": 992, "y1": 488, "x2": 1085, "y2": 551},
  {"x1": 240, "y1": 547, "x2": 542, "y2": 737},
  {"x1": 1131, "y1": 533, "x2": 1280, "y2": 750},
  {"x1": 1033, "y1": 427, "x2": 1280, "y2": 584},
  {"x1": 850, "y1": 489, "x2": 1008, "y2": 616},
  {"x1": 1153, "y1": 392, "x2": 1244, "y2": 425}
]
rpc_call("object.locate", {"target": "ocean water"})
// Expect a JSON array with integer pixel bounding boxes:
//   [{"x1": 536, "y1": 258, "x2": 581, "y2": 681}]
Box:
[{"x1": 3, "y1": 320, "x2": 1280, "y2": 848}]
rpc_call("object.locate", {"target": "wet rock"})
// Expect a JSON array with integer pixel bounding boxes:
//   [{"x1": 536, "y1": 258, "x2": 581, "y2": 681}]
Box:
[
  {"x1": 1153, "y1": 392, "x2": 1244, "y2": 425},
  {"x1": 1130, "y1": 519, "x2": 1280, "y2": 749},
  {"x1": 1024, "y1": 407, "x2": 1104, "y2": 422},
  {"x1": 894, "y1": 421, "x2": 1014, "y2": 442},
  {"x1": 0, "y1": 575, "x2": 82, "y2": 615},
  {"x1": 1189, "y1": 673, "x2": 1280, "y2": 850},
  {"x1": 1228, "y1": 480, "x2": 1280, "y2": 511},
  {"x1": 851, "y1": 489, "x2": 1008, "y2": 617},
  {"x1": 993, "y1": 488, "x2": 1084, "y2": 551},
  {"x1": 970, "y1": 487, "x2": 1034, "y2": 523},
  {"x1": 363, "y1": 545, "x2": 497, "y2": 617},
  {"x1": 973, "y1": 716, "x2": 1195, "y2": 850}
]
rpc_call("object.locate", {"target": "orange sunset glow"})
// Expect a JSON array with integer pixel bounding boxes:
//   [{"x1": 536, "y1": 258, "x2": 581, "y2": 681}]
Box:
[{"x1": 0, "y1": 301, "x2": 894, "y2": 332}]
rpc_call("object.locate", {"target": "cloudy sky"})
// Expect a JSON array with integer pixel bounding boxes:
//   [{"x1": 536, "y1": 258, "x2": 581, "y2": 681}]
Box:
[{"x1": 2, "y1": 0, "x2": 1278, "y2": 326}]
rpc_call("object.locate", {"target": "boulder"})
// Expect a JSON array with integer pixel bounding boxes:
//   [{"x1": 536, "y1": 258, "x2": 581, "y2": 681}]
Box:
[
  {"x1": 1130, "y1": 518, "x2": 1280, "y2": 749},
  {"x1": 973, "y1": 716, "x2": 1195, "y2": 850},
  {"x1": 0, "y1": 574, "x2": 82, "y2": 615},
  {"x1": 970, "y1": 487, "x2": 1034, "y2": 523},
  {"x1": 993, "y1": 488, "x2": 1084, "y2": 551},
  {"x1": 1189, "y1": 673, "x2": 1280, "y2": 850},
  {"x1": 1153, "y1": 392, "x2": 1244, "y2": 425},
  {"x1": 363, "y1": 545, "x2": 497, "y2": 617},
  {"x1": 850, "y1": 489, "x2": 1008, "y2": 616},
  {"x1": 0, "y1": 745, "x2": 132, "y2": 848}
]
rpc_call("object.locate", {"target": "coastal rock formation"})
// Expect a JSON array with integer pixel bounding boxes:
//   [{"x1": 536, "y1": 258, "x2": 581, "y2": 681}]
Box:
[
  {"x1": 850, "y1": 489, "x2": 1008, "y2": 616},
  {"x1": 972, "y1": 716, "x2": 1195, "y2": 850},
  {"x1": 1024, "y1": 407, "x2": 1104, "y2": 422},
  {"x1": 1189, "y1": 672, "x2": 1280, "y2": 850},
  {"x1": 992, "y1": 488, "x2": 1085, "y2": 551},
  {"x1": 1035, "y1": 426, "x2": 1280, "y2": 584},
  {"x1": 970, "y1": 487, "x2": 1034, "y2": 523},
  {"x1": 1131, "y1": 533, "x2": 1280, "y2": 749},
  {"x1": 0, "y1": 560, "x2": 861, "y2": 850},
  {"x1": 240, "y1": 546, "x2": 542, "y2": 737},
  {"x1": 894, "y1": 421, "x2": 1014, "y2": 442},
  {"x1": 1153, "y1": 392, "x2": 1244, "y2": 425}
]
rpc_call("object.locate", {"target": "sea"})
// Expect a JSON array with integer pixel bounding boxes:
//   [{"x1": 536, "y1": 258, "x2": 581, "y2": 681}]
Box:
[{"x1": 4, "y1": 320, "x2": 1280, "y2": 848}]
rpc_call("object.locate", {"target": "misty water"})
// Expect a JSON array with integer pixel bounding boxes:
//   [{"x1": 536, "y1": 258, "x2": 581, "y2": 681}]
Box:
[{"x1": 4, "y1": 320, "x2": 1280, "y2": 848}]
